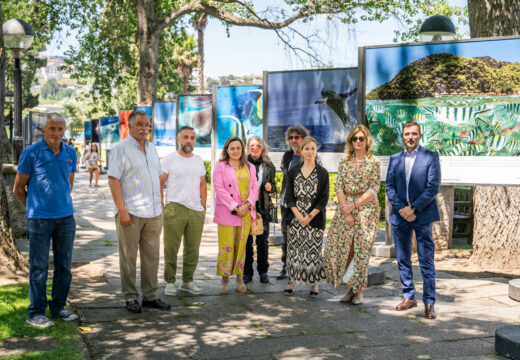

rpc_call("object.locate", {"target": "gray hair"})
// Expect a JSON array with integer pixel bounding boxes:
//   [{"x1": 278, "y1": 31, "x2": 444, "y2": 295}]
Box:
[
  {"x1": 128, "y1": 110, "x2": 150, "y2": 126},
  {"x1": 285, "y1": 125, "x2": 310, "y2": 147},
  {"x1": 43, "y1": 113, "x2": 66, "y2": 129},
  {"x1": 246, "y1": 136, "x2": 271, "y2": 163}
]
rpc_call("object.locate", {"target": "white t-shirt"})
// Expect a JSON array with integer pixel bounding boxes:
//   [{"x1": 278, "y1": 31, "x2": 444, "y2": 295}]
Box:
[{"x1": 161, "y1": 152, "x2": 206, "y2": 211}]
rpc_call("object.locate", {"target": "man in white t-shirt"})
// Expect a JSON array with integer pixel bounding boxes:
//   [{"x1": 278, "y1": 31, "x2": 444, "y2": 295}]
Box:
[{"x1": 160, "y1": 126, "x2": 207, "y2": 295}]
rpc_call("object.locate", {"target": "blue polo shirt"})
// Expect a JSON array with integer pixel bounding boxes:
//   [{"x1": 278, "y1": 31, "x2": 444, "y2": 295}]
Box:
[{"x1": 17, "y1": 139, "x2": 77, "y2": 219}]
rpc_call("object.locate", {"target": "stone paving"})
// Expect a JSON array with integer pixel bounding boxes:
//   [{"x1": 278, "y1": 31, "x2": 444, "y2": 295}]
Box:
[{"x1": 19, "y1": 170, "x2": 520, "y2": 359}]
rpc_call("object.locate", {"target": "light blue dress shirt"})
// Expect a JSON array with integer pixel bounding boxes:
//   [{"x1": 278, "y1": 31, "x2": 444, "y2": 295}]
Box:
[{"x1": 404, "y1": 147, "x2": 419, "y2": 203}]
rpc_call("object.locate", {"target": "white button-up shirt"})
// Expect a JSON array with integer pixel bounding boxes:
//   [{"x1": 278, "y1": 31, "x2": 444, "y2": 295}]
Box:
[
  {"x1": 108, "y1": 135, "x2": 162, "y2": 218},
  {"x1": 404, "y1": 147, "x2": 419, "y2": 203}
]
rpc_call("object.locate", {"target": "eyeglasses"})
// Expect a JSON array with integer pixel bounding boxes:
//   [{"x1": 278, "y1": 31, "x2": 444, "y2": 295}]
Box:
[
  {"x1": 351, "y1": 136, "x2": 366, "y2": 142},
  {"x1": 288, "y1": 135, "x2": 302, "y2": 140}
]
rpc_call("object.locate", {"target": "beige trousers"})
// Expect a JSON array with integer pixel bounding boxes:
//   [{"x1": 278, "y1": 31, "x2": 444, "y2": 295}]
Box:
[{"x1": 116, "y1": 213, "x2": 163, "y2": 301}]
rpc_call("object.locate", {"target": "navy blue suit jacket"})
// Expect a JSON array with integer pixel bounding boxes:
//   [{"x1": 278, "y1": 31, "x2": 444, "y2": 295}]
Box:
[{"x1": 385, "y1": 146, "x2": 441, "y2": 226}]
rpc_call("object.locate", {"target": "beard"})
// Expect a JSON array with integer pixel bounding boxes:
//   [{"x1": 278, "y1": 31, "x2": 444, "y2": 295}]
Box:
[
  {"x1": 181, "y1": 144, "x2": 194, "y2": 153},
  {"x1": 291, "y1": 144, "x2": 300, "y2": 152}
]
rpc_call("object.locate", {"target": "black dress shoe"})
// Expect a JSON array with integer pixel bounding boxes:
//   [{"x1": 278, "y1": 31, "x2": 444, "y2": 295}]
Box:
[
  {"x1": 276, "y1": 270, "x2": 287, "y2": 280},
  {"x1": 259, "y1": 273, "x2": 269, "y2": 283},
  {"x1": 243, "y1": 274, "x2": 253, "y2": 284},
  {"x1": 126, "y1": 300, "x2": 142, "y2": 313},
  {"x1": 142, "y1": 298, "x2": 171, "y2": 310}
]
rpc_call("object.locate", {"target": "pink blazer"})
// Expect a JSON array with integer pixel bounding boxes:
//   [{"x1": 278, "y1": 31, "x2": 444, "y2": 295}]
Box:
[{"x1": 213, "y1": 160, "x2": 259, "y2": 226}]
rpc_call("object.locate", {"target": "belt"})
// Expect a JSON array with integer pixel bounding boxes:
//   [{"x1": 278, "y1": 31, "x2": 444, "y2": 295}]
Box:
[{"x1": 345, "y1": 191, "x2": 364, "y2": 196}]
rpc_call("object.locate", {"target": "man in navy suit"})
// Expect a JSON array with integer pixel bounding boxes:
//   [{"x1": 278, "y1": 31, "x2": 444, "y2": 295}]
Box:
[{"x1": 385, "y1": 121, "x2": 441, "y2": 319}]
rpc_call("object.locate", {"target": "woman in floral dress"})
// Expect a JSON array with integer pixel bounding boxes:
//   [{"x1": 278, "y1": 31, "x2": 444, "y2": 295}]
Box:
[
  {"x1": 284, "y1": 137, "x2": 329, "y2": 297},
  {"x1": 324, "y1": 125, "x2": 381, "y2": 305}
]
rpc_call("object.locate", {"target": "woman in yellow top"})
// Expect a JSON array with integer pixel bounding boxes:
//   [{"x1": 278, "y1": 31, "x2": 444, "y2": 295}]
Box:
[
  {"x1": 324, "y1": 125, "x2": 381, "y2": 305},
  {"x1": 213, "y1": 137, "x2": 259, "y2": 294}
]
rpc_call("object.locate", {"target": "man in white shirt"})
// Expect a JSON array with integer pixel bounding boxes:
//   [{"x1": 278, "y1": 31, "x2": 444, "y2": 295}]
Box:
[
  {"x1": 108, "y1": 110, "x2": 170, "y2": 313},
  {"x1": 160, "y1": 126, "x2": 207, "y2": 295}
]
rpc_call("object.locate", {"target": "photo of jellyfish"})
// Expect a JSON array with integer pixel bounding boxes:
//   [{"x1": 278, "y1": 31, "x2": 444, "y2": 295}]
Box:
[
  {"x1": 91, "y1": 119, "x2": 100, "y2": 143},
  {"x1": 84, "y1": 120, "x2": 91, "y2": 141},
  {"x1": 215, "y1": 85, "x2": 263, "y2": 149}
]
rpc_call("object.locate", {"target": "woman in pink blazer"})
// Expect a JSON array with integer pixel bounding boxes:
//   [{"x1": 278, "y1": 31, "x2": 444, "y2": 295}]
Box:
[{"x1": 213, "y1": 137, "x2": 259, "y2": 294}]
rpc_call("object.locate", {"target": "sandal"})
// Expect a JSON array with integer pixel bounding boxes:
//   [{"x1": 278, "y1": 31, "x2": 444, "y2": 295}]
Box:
[
  {"x1": 284, "y1": 288, "x2": 294, "y2": 296},
  {"x1": 309, "y1": 291, "x2": 319, "y2": 298}
]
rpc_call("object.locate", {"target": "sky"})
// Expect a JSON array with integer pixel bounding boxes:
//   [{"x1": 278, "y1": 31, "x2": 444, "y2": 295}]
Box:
[{"x1": 42, "y1": 1, "x2": 469, "y2": 78}]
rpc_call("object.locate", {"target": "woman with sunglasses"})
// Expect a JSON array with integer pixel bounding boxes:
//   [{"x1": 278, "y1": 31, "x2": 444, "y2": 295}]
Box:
[
  {"x1": 213, "y1": 137, "x2": 259, "y2": 294},
  {"x1": 324, "y1": 125, "x2": 381, "y2": 305}
]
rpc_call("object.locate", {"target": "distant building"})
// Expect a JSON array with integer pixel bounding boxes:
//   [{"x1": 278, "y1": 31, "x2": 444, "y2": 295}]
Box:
[{"x1": 35, "y1": 56, "x2": 71, "y2": 80}]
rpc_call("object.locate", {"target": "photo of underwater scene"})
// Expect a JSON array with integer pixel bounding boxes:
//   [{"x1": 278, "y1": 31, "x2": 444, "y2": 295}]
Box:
[
  {"x1": 119, "y1": 110, "x2": 131, "y2": 140},
  {"x1": 178, "y1": 95, "x2": 212, "y2": 148},
  {"x1": 153, "y1": 101, "x2": 177, "y2": 147},
  {"x1": 363, "y1": 38, "x2": 520, "y2": 157},
  {"x1": 84, "y1": 120, "x2": 92, "y2": 141},
  {"x1": 266, "y1": 68, "x2": 358, "y2": 152},
  {"x1": 99, "y1": 116, "x2": 120, "y2": 150},
  {"x1": 31, "y1": 112, "x2": 47, "y2": 144},
  {"x1": 216, "y1": 85, "x2": 263, "y2": 149}
]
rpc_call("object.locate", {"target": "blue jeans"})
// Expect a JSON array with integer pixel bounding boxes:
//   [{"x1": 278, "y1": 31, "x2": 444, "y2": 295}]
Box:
[{"x1": 27, "y1": 215, "x2": 76, "y2": 318}]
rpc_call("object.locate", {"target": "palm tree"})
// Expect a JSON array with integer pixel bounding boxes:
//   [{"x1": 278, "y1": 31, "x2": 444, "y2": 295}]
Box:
[
  {"x1": 171, "y1": 35, "x2": 198, "y2": 94},
  {"x1": 192, "y1": 13, "x2": 208, "y2": 93}
]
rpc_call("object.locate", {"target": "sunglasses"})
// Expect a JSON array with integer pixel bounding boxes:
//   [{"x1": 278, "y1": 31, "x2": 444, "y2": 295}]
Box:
[
  {"x1": 288, "y1": 135, "x2": 302, "y2": 140},
  {"x1": 351, "y1": 136, "x2": 366, "y2": 142}
]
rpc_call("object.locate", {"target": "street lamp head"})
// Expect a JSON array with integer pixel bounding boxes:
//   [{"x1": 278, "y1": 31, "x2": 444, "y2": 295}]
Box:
[
  {"x1": 5, "y1": 90, "x2": 14, "y2": 104},
  {"x1": 419, "y1": 15, "x2": 456, "y2": 42},
  {"x1": 2, "y1": 19, "x2": 35, "y2": 57}
]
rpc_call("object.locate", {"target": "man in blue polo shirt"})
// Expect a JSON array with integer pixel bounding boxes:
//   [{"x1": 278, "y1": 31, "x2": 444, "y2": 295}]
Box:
[{"x1": 13, "y1": 113, "x2": 78, "y2": 328}]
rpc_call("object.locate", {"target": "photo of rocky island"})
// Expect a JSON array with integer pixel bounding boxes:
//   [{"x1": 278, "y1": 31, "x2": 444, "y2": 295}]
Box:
[{"x1": 363, "y1": 38, "x2": 520, "y2": 157}]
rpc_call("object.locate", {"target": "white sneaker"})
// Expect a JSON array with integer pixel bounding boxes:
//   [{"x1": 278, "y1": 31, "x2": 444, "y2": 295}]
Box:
[
  {"x1": 26, "y1": 315, "x2": 55, "y2": 328},
  {"x1": 179, "y1": 282, "x2": 203, "y2": 295},
  {"x1": 164, "y1": 282, "x2": 178, "y2": 295}
]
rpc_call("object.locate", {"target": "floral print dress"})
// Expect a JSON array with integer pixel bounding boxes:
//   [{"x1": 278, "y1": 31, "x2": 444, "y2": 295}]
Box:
[{"x1": 323, "y1": 156, "x2": 381, "y2": 292}]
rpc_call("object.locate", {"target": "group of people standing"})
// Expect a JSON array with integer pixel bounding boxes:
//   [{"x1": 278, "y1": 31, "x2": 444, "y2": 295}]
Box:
[{"x1": 14, "y1": 109, "x2": 441, "y2": 329}]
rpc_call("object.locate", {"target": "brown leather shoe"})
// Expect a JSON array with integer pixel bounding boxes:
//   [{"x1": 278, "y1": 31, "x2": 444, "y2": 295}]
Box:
[
  {"x1": 395, "y1": 298, "x2": 417, "y2": 311},
  {"x1": 425, "y1": 304, "x2": 437, "y2": 319}
]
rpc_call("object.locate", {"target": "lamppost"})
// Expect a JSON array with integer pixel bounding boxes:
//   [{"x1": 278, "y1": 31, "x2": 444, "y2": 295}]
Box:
[
  {"x1": 419, "y1": 15, "x2": 456, "y2": 42},
  {"x1": 2, "y1": 19, "x2": 34, "y2": 164},
  {"x1": 5, "y1": 90, "x2": 14, "y2": 144}
]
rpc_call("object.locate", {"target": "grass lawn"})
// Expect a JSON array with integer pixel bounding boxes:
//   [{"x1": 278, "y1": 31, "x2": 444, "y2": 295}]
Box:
[{"x1": 0, "y1": 282, "x2": 83, "y2": 359}]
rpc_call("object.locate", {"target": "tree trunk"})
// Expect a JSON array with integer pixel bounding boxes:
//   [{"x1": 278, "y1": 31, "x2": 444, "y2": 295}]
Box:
[
  {"x1": 0, "y1": 4, "x2": 29, "y2": 281},
  {"x1": 194, "y1": 13, "x2": 208, "y2": 93},
  {"x1": 468, "y1": 0, "x2": 520, "y2": 38},
  {"x1": 467, "y1": 0, "x2": 520, "y2": 270},
  {"x1": 135, "y1": 0, "x2": 160, "y2": 107}
]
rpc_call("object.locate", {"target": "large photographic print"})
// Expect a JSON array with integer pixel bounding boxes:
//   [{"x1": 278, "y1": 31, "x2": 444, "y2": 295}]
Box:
[
  {"x1": 362, "y1": 37, "x2": 520, "y2": 185},
  {"x1": 215, "y1": 85, "x2": 263, "y2": 149},
  {"x1": 99, "y1": 116, "x2": 120, "y2": 150},
  {"x1": 178, "y1": 95, "x2": 212, "y2": 147},
  {"x1": 153, "y1": 101, "x2": 177, "y2": 157},
  {"x1": 119, "y1": 110, "x2": 132, "y2": 140}
]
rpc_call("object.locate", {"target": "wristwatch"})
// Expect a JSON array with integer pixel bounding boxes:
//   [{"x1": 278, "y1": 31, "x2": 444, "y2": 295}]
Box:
[{"x1": 410, "y1": 204, "x2": 416, "y2": 211}]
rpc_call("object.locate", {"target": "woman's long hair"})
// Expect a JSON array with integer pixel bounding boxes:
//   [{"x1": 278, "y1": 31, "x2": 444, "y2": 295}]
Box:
[
  {"x1": 91, "y1": 143, "x2": 99, "y2": 153},
  {"x1": 219, "y1": 137, "x2": 249, "y2": 169},
  {"x1": 344, "y1": 125, "x2": 374, "y2": 161},
  {"x1": 246, "y1": 136, "x2": 271, "y2": 163}
]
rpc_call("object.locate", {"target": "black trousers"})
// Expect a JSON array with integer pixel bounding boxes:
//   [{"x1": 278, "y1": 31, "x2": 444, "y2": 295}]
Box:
[
  {"x1": 244, "y1": 213, "x2": 270, "y2": 276},
  {"x1": 280, "y1": 206, "x2": 291, "y2": 271}
]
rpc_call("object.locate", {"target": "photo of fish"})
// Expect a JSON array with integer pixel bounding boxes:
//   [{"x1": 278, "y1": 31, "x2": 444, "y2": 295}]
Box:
[
  {"x1": 363, "y1": 38, "x2": 520, "y2": 158},
  {"x1": 119, "y1": 110, "x2": 132, "y2": 140},
  {"x1": 99, "y1": 116, "x2": 120, "y2": 150},
  {"x1": 215, "y1": 85, "x2": 263, "y2": 149},
  {"x1": 178, "y1": 95, "x2": 212, "y2": 147},
  {"x1": 266, "y1": 68, "x2": 358, "y2": 152},
  {"x1": 153, "y1": 101, "x2": 177, "y2": 157}
]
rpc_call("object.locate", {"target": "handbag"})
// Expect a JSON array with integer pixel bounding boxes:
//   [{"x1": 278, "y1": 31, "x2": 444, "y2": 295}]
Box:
[{"x1": 250, "y1": 213, "x2": 264, "y2": 236}]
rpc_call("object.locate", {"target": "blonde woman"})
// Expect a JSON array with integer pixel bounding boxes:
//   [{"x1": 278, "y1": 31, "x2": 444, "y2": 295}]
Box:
[
  {"x1": 284, "y1": 136, "x2": 329, "y2": 297},
  {"x1": 323, "y1": 125, "x2": 381, "y2": 305}
]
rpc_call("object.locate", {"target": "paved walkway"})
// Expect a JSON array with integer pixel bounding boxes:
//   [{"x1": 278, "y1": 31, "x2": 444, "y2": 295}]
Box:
[{"x1": 21, "y1": 170, "x2": 519, "y2": 359}]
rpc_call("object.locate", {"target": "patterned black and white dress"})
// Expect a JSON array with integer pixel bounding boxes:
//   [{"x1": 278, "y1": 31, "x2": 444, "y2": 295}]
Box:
[{"x1": 287, "y1": 169, "x2": 326, "y2": 285}]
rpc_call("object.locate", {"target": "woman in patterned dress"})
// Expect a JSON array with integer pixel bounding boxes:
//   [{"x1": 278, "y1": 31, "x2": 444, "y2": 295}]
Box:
[
  {"x1": 213, "y1": 137, "x2": 259, "y2": 294},
  {"x1": 323, "y1": 125, "x2": 381, "y2": 305},
  {"x1": 284, "y1": 137, "x2": 329, "y2": 297}
]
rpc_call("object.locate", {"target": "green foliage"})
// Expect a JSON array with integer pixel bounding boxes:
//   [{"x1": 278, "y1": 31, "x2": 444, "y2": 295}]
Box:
[
  {"x1": 0, "y1": 282, "x2": 83, "y2": 359},
  {"x1": 204, "y1": 161, "x2": 211, "y2": 183},
  {"x1": 41, "y1": 79, "x2": 59, "y2": 99}
]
